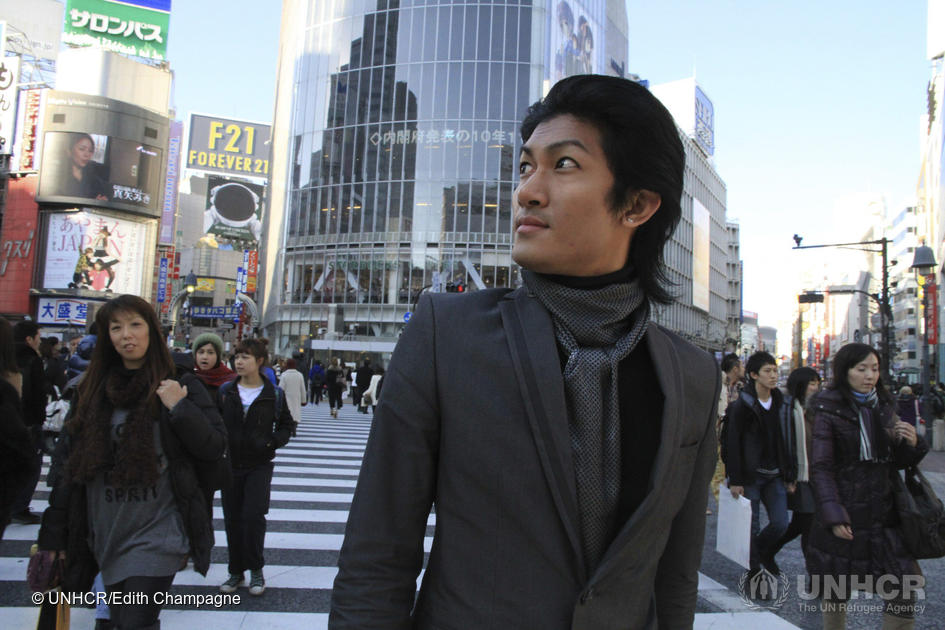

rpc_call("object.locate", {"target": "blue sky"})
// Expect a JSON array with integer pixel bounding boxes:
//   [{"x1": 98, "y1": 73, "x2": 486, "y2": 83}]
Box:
[{"x1": 167, "y1": 1, "x2": 933, "y2": 332}]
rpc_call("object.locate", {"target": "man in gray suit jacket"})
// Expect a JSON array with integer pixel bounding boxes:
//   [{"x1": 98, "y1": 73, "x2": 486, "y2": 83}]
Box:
[{"x1": 330, "y1": 75, "x2": 721, "y2": 629}]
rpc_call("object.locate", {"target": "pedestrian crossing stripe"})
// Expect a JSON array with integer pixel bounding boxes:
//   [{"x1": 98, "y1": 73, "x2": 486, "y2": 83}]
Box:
[{"x1": 1, "y1": 402, "x2": 800, "y2": 629}]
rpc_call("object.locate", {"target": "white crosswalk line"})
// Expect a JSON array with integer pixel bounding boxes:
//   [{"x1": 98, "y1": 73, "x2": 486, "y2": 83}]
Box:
[{"x1": 0, "y1": 398, "x2": 800, "y2": 628}]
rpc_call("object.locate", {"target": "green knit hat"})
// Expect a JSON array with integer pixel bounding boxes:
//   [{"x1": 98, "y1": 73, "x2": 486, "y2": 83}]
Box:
[{"x1": 192, "y1": 333, "x2": 224, "y2": 363}]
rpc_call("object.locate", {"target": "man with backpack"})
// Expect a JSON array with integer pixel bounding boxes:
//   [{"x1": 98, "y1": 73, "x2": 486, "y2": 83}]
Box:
[
  {"x1": 308, "y1": 360, "x2": 326, "y2": 405},
  {"x1": 725, "y1": 351, "x2": 794, "y2": 579}
]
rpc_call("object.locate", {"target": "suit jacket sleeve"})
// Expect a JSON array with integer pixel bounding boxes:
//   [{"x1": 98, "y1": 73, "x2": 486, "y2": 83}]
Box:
[
  {"x1": 329, "y1": 293, "x2": 440, "y2": 629},
  {"x1": 654, "y1": 366, "x2": 720, "y2": 629}
]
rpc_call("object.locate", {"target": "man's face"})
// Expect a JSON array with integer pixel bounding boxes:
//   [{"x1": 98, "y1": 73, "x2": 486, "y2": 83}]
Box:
[
  {"x1": 511, "y1": 115, "x2": 634, "y2": 277},
  {"x1": 26, "y1": 333, "x2": 41, "y2": 353},
  {"x1": 751, "y1": 364, "x2": 779, "y2": 391}
]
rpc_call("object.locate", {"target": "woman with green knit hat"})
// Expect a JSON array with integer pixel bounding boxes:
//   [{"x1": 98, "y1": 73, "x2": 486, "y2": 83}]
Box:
[{"x1": 192, "y1": 333, "x2": 235, "y2": 398}]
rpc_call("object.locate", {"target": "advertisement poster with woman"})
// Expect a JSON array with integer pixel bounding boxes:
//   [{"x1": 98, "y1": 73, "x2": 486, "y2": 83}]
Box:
[
  {"x1": 36, "y1": 131, "x2": 164, "y2": 214},
  {"x1": 548, "y1": 0, "x2": 604, "y2": 82},
  {"x1": 43, "y1": 211, "x2": 149, "y2": 295}
]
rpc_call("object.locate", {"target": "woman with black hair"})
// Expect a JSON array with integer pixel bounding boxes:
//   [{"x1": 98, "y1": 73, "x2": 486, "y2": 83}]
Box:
[
  {"x1": 57, "y1": 133, "x2": 108, "y2": 201},
  {"x1": 766, "y1": 366, "x2": 821, "y2": 572},
  {"x1": 36, "y1": 295, "x2": 226, "y2": 629},
  {"x1": 218, "y1": 338, "x2": 294, "y2": 596},
  {"x1": 807, "y1": 343, "x2": 928, "y2": 630}
]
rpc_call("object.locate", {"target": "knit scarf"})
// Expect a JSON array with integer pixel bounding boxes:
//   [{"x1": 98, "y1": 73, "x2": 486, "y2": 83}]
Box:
[
  {"x1": 195, "y1": 363, "x2": 236, "y2": 388},
  {"x1": 67, "y1": 366, "x2": 160, "y2": 487},
  {"x1": 793, "y1": 399, "x2": 809, "y2": 483},
  {"x1": 852, "y1": 389, "x2": 879, "y2": 461},
  {"x1": 523, "y1": 269, "x2": 650, "y2": 571}
]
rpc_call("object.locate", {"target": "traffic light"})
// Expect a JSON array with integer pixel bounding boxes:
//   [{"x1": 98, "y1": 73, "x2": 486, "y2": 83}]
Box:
[
  {"x1": 455, "y1": 282, "x2": 464, "y2": 293},
  {"x1": 445, "y1": 282, "x2": 465, "y2": 293}
]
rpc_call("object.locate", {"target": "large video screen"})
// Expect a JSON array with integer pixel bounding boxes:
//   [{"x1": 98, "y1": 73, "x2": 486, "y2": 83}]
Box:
[{"x1": 37, "y1": 131, "x2": 164, "y2": 214}]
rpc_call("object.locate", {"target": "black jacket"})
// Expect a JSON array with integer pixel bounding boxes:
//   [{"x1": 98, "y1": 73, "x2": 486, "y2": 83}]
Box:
[
  {"x1": 725, "y1": 386, "x2": 794, "y2": 486},
  {"x1": 37, "y1": 372, "x2": 226, "y2": 591},
  {"x1": 15, "y1": 343, "x2": 46, "y2": 427},
  {"x1": 218, "y1": 376, "x2": 293, "y2": 469}
]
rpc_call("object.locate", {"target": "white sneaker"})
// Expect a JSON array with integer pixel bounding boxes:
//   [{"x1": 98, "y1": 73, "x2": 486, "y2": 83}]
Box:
[
  {"x1": 249, "y1": 569, "x2": 265, "y2": 596},
  {"x1": 220, "y1": 573, "x2": 244, "y2": 593}
]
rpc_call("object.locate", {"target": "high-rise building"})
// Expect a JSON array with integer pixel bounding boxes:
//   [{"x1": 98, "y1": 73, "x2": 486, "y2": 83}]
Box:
[{"x1": 261, "y1": 0, "x2": 730, "y2": 359}]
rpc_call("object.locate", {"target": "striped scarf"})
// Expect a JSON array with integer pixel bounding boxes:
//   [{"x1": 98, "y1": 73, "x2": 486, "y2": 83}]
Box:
[{"x1": 852, "y1": 389, "x2": 879, "y2": 461}]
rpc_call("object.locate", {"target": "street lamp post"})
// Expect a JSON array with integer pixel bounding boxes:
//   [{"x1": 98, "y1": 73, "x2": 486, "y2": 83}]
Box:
[
  {"x1": 910, "y1": 244, "x2": 937, "y2": 419},
  {"x1": 792, "y1": 235, "x2": 894, "y2": 384}
]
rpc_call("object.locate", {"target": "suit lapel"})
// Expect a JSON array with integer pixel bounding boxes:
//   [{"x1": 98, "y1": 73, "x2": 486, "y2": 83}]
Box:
[
  {"x1": 593, "y1": 324, "x2": 684, "y2": 579},
  {"x1": 499, "y1": 288, "x2": 587, "y2": 580}
]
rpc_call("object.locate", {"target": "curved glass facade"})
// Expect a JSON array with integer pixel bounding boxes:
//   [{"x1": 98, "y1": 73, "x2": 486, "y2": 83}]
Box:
[{"x1": 276, "y1": 0, "x2": 540, "y2": 351}]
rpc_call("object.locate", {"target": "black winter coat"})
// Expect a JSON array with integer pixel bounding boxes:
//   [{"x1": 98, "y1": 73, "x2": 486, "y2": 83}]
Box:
[
  {"x1": 806, "y1": 388, "x2": 928, "y2": 590},
  {"x1": 15, "y1": 344, "x2": 46, "y2": 427},
  {"x1": 218, "y1": 376, "x2": 293, "y2": 470},
  {"x1": 37, "y1": 372, "x2": 226, "y2": 592},
  {"x1": 724, "y1": 387, "x2": 794, "y2": 486}
]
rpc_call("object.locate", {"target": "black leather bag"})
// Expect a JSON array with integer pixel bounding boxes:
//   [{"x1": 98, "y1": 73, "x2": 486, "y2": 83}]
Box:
[{"x1": 891, "y1": 465, "x2": 945, "y2": 559}]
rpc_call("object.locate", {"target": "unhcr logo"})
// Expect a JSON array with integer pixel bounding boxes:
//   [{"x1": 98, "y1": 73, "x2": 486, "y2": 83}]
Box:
[{"x1": 737, "y1": 569, "x2": 790, "y2": 611}]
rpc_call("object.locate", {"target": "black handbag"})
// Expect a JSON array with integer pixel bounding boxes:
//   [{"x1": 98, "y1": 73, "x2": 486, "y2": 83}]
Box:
[{"x1": 891, "y1": 465, "x2": 945, "y2": 559}]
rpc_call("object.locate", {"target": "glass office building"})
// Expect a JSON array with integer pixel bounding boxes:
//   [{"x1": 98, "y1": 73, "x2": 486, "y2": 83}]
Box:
[
  {"x1": 263, "y1": 0, "x2": 629, "y2": 355},
  {"x1": 261, "y1": 0, "x2": 731, "y2": 358}
]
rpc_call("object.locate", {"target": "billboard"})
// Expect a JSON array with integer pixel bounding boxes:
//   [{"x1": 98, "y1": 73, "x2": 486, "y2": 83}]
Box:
[
  {"x1": 43, "y1": 210, "x2": 151, "y2": 294},
  {"x1": 0, "y1": 177, "x2": 40, "y2": 315},
  {"x1": 548, "y1": 0, "x2": 604, "y2": 83},
  {"x1": 691, "y1": 198, "x2": 711, "y2": 312},
  {"x1": 0, "y1": 55, "x2": 19, "y2": 154},
  {"x1": 14, "y1": 89, "x2": 43, "y2": 171},
  {"x1": 159, "y1": 120, "x2": 182, "y2": 244},
  {"x1": 186, "y1": 114, "x2": 271, "y2": 177},
  {"x1": 0, "y1": 0, "x2": 64, "y2": 61},
  {"x1": 37, "y1": 297, "x2": 93, "y2": 325},
  {"x1": 694, "y1": 86, "x2": 715, "y2": 157},
  {"x1": 62, "y1": 0, "x2": 171, "y2": 61},
  {"x1": 36, "y1": 91, "x2": 170, "y2": 217},
  {"x1": 204, "y1": 176, "x2": 264, "y2": 242}
]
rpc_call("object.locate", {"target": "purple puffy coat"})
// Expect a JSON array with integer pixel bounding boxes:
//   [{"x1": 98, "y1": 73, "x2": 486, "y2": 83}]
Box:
[{"x1": 806, "y1": 388, "x2": 928, "y2": 595}]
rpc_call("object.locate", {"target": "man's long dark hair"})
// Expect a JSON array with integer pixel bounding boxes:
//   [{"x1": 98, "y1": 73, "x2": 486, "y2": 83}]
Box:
[
  {"x1": 520, "y1": 75, "x2": 685, "y2": 304},
  {"x1": 829, "y1": 343, "x2": 892, "y2": 404}
]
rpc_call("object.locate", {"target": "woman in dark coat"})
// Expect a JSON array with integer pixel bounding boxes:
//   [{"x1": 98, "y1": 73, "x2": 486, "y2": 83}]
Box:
[
  {"x1": 325, "y1": 357, "x2": 345, "y2": 418},
  {"x1": 807, "y1": 343, "x2": 928, "y2": 630},
  {"x1": 0, "y1": 317, "x2": 31, "y2": 540},
  {"x1": 767, "y1": 367, "x2": 820, "y2": 572},
  {"x1": 36, "y1": 295, "x2": 226, "y2": 629},
  {"x1": 217, "y1": 338, "x2": 294, "y2": 597}
]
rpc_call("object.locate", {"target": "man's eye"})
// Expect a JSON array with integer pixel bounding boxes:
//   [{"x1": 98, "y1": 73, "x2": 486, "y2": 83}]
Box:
[
  {"x1": 519, "y1": 162, "x2": 533, "y2": 175},
  {"x1": 556, "y1": 157, "x2": 577, "y2": 168}
]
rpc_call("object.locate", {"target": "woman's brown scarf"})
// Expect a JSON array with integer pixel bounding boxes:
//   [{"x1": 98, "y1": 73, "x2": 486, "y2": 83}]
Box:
[{"x1": 67, "y1": 366, "x2": 161, "y2": 487}]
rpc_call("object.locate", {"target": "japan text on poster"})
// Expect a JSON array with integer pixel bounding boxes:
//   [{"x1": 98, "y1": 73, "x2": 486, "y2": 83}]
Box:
[
  {"x1": 548, "y1": 0, "x2": 604, "y2": 83},
  {"x1": 204, "y1": 176, "x2": 264, "y2": 242},
  {"x1": 62, "y1": 0, "x2": 171, "y2": 61},
  {"x1": 43, "y1": 211, "x2": 149, "y2": 295}
]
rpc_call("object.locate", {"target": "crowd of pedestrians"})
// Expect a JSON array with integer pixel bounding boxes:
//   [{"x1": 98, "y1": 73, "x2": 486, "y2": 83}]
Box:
[{"x1": 720, "y1": 345, "x2": 932, "y2": 629}]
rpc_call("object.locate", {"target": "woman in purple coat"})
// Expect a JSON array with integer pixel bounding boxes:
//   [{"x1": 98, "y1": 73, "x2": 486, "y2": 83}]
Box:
[{"x1": 807, "y1": 343, "x2": 928, "y2": 630}]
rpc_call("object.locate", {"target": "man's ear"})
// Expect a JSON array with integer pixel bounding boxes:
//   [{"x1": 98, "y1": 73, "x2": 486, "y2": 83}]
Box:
[{"x1": 621, "y1": 189, "x2": 661, "y2": 228}]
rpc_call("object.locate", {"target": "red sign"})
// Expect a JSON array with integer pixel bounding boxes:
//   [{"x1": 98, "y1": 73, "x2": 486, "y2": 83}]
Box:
[
  {"x1": 823, "y1": 335, "x2": 830, "y2": 361},
  {"x1": 247, "y1": 249, "x2": 258, "y2": 276},
  {"x1": 814, "y1": 342, "x2": 822, "y2": 367},
  {"x1": 18, "y1": 90, "x2": 42, "y2": 171},
  {"x1": 928, "y1": 278, "x2": 938, "y2": 346},
  {"x1": 0, "y1": 176, "x2": 40, "y2": 315}
]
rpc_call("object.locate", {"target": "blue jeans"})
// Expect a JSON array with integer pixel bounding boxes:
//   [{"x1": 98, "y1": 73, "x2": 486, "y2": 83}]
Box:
[{"x1": 743, "y1": 473, "x2": 789, "y2": 570}]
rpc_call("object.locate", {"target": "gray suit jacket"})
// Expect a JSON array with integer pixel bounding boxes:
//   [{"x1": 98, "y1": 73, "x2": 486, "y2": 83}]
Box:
[{"x1": 330, "y1": 287, "x2": 721, "y2": 630}]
